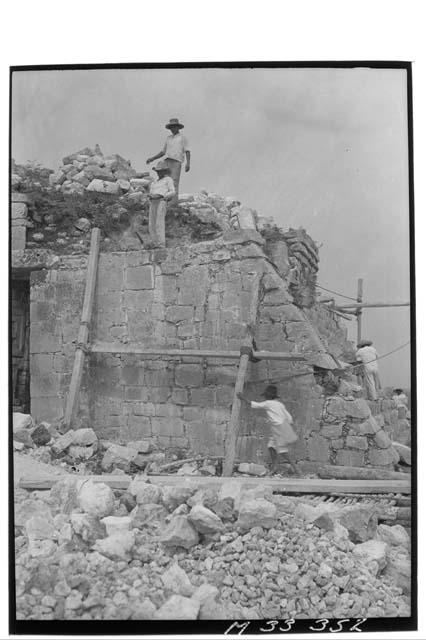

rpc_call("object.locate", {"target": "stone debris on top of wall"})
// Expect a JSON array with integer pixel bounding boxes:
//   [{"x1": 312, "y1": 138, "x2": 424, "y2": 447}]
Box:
[{"x1": 48, "y1": 145, "x2": 151, "y2": 197}]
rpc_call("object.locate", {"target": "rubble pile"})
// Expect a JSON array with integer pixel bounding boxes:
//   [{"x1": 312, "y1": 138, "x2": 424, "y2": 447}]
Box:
[
  {"x1": 13, "y1": 412, "x2": 225, "y2": 477},
  {"x1": 47, "y1": 145, "x2": 151, "y2": 197},
  {"x1": 15, "y1": 477, "x2": 411, "y2": 620}
]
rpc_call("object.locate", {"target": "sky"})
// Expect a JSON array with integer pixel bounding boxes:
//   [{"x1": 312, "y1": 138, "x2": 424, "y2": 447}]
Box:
[{"x1": 11, "y1": 67, "x2": 412, "y2": 387}]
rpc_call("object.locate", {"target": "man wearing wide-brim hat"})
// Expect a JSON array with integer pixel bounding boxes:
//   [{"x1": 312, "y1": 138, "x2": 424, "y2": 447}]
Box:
[
  {"x1": 147, "y1": 160, "x2": 175, "y2": 247},
  {"x1": 146, "y1": 118, "x2": 190, "y2": 205},
  {"x1": 355, "y1": 338, "x2": 381, "y2": 400}
]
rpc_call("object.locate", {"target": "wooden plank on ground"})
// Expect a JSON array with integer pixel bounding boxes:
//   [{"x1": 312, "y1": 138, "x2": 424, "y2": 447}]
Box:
[
  {"x1": 63, "y1": 228, "x2": 101, "y2": 427},
  {"x1": 19, "y1": 474, "x2": 411, "y2": 494}
]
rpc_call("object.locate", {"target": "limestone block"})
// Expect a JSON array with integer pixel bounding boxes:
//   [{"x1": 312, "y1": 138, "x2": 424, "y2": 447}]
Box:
[
  {"x1": 12, "y1": 202, "x2": 27, "y2": 220},
  {"x1": 223, "y1": 229, "x2": 264, "y2": 245},
  {"x1": 374, "y1": 429, "x2": 392, "y2": 449},
  {"x1": 171, "y1": 389, "x2": 189, "y2": 405},
  {"x1": 325, "y1": 397, "x2": 347, "y2": 419},
  {"x1": 125, "y1": 265, "x2": 154, "y2": 290},
  {"x1": 165, "y1": 306, "x2": 194, "y2": 323},
  {"x1": 354, "y1": 416, "x2": 381, "y2": 435},
  {"x1": 30, "y1": 397, "x2": 64, "y2": 422},
  {"x1": 12, "y1": 225, "x2": 26, "y2": 250},
  {"x1": 190, "y1": 388, "x2": 216, "y2": 406},
  {"x1": 307, "y1": 435, "x2": 330, "y2": 462},
  {"x1": 345, "y1": 399, "x2": 371, "y2": 419},
  {"x1": 368, "y1": 447, "x2": 400, "y2": 467},
  {"x1": 175, "y1": 364, "x2": 203, "y2": 387},
  {"x1": 128, "y1": 416, "x2": 152, "y2": 438},
  {"x1": 86, "y1": 179, "x2": 120, "y2": 194},
  {"x1": 392, "y1": 442, "x2": 411, "y2": 465},
  {"x1": 151, "y1": 417, "x2": 184, "y2": 438},
  {"x1": 345, "y1": 435, "x2": 368, "y2": 450},
  {"x1": 85, "y1": 166, "x2": 115, "y2": 181},
  {"x1": 320, "y1": 424, "x2": 343, "y2": 439},
  {"x1": 146, "y1": 387, "x2": 171, "y2": 403},
  {"x1": 331, "y1": 439, "x2": 344, "y2": 450},
  {"x1": 335, "y1": 449, "x2": 365, "y2": 467}
]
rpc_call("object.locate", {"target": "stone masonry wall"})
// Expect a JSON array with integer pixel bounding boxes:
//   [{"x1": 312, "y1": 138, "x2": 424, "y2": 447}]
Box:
[
  {"x1": 308, "y1": 394, "x2": 400, "y2": 469},
  {"x1": 29, "y1": 230, "x2": 344, "y2": 463}
]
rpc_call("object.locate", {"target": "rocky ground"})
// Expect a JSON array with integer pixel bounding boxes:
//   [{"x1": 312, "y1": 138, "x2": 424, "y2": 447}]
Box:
[{"x1": 15, "y1": 471, "x2": 411, "y2": 621}]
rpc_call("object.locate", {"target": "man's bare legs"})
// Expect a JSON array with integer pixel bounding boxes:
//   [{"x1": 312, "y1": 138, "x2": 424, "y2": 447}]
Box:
[
  {"x1": 268, "y1": 447, "x2": 278, "y2": 473},
  {"x1": 279, "y1": 452, "x2": 298, "y2": 475},
  {"x1": 268, "y1": 447, "x2": 298, "y2": 475}
]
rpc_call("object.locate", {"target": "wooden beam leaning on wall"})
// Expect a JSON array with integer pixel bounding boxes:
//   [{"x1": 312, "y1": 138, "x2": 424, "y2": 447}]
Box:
[{"x1": 63, "y1": 227, "x2": 101, "y2": 428}]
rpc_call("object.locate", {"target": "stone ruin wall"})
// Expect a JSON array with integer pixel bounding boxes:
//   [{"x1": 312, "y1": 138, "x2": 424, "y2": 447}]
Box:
[
  {"x1": 28, "y1": 229, "x2": 330, "y2": 462},
  {"x1": 25, "y1": 224, "x2": 403, "y2": 470}
]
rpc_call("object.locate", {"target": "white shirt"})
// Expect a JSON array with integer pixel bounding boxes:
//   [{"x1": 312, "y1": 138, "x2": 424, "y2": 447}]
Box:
[
  {"x1": 392, "y1": 393, "x2": 408, "y2": 407},
  {"x1": 250, "y1": 399, "x2": 297, "y2": 448},
  {"x1": 251, "y1": 399, "x2": 293, "y2": 428},
  {"x1": 162, "y1": 133, "x2": 189, "y2": 163},
  {"x1": 356, "y1": 345, "x2": 379, "y2": 372},
  {"x1": 149, "y1": 176, "x2": 175, "y2": 198}
]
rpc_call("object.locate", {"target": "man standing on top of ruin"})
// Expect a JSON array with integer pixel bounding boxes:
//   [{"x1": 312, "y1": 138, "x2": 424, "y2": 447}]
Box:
[
  {"x1": 146, "y1": 118, "x2": 190, "y2": 206},
  {"x1": 356, "y1": 339, "x2": 381, "y2": 401}
]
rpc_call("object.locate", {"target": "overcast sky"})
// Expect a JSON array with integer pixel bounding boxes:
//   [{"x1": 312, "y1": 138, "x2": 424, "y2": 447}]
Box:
[{"x1": 11, "y1": 67, "x2": 411, "y2": 386}]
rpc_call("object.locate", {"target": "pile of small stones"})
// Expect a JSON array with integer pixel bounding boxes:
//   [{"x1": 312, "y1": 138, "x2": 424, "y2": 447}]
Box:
[{"x1": 15, "y1": 474, "x2": 411, "y2": 621}]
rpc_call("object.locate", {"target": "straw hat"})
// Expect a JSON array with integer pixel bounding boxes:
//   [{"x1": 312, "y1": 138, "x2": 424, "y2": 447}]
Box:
[
  {"x1": 165, "y1": 118, "x2": 184, "y2": 130},
  {"x1": 357, "y1": 339, "x2": 373, "y2": 348},
  {"x1": 153, "y1": 160, "x2": 170, "y2": 173}
]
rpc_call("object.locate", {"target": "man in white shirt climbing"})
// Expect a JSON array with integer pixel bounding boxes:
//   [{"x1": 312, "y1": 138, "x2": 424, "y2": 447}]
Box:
[
  {"x1": 238, "y1": 385, "x2": 298, "y2": 475},
  {"x1": 146, "y1": 118, "x2": 190, "y2": 206},
  {"x1": 355, "y1": 339, "x2": 381, "y2": 401},
  {"x1": 148, "y1": 161, "x2": 175, "y2": 247}
]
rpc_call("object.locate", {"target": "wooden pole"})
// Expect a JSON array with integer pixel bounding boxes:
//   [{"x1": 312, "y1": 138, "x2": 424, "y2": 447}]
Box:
[
  {"x1": 335, "y1": 301, "x2": 410, "y2": 310},
  {"x1": 64, "y1": 228, "x2": 101, "y2": 427},
  {"x1": 222, "y1": 340, "x2": 252, "y2": 477},
  {"x1": 356, "y1": 278, "x2": 363, "y2": 345},
  {"x1": 90, "y1": 342, "x2": 306, "y2": 361}
]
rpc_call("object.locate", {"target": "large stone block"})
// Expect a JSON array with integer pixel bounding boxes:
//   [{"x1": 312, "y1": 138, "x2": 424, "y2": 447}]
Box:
[
  {"x1": 335, "y1": 449, "x2": 365, "y2": 467},
  {"x1": 125, "y1": 265, "x2": 154, "y2": 290},
  {"x1": 146, "y1": 387, "x2": 171, "y2": 403},
  {"x1": 128, "y1": 416, "x2": 152, "y2": 438},
  {"x1": 307, "y1": 435, "x2": 330, "y2": 462},
  {"x1": 374, "y1": 429, "x2": 392, "y2": 448},
  {"x1": 190, "y1": 388, "x2": 216, "y2": 406},
  {"x1": 325, "y1": 397, "x2": 347, "y2": 419},
  {"x1": 12, "y1": 202, "x2": 27, "y2": 220},
  {"x1": 151, "y1": 417, "x2": 184, "y2": 438},
  {"x1": 368, "y1": 447, "x2": 400, "y2": 467},
  {"x1": 12, "y1": 226, "x2": 26, "y2": 250},
  {"x1": 175, "y1": 364, "x2": 204, "y2": 387},
  {"x1": 31, "y1": 397, "x2": 64, "y2": 422},
  {"x1": 354, "y1": 416, "x2": 381, "y2": 435},
  {"x1": 345, "y1": 435, "x2": 368, "y2": 450},
  {"x1": 345, "y1": 399, "x2": 371, "y2": 419},
  {"x1": 320, "y1": 424, "x2": 343, "y2": 439},
  {"x1": 124, "y1": 290, "x2": 154, "y2": 311},
  {"x1": 165, "y1": 306, "x2": 194, "y2": 323},
  {"x1": 30, "y1": 324, "x2": 62, "y2": 353}
]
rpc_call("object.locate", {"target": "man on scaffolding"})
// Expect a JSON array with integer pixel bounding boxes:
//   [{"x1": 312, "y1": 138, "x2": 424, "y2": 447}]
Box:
[{"x1": 355, "y1": 338, "x2": 381, "y2": 401}]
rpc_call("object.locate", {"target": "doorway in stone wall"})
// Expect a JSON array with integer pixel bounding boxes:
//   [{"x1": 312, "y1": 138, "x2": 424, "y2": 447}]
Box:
[{"x1": 11, "y1": 278, "x2": 30, "y2": 413}]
